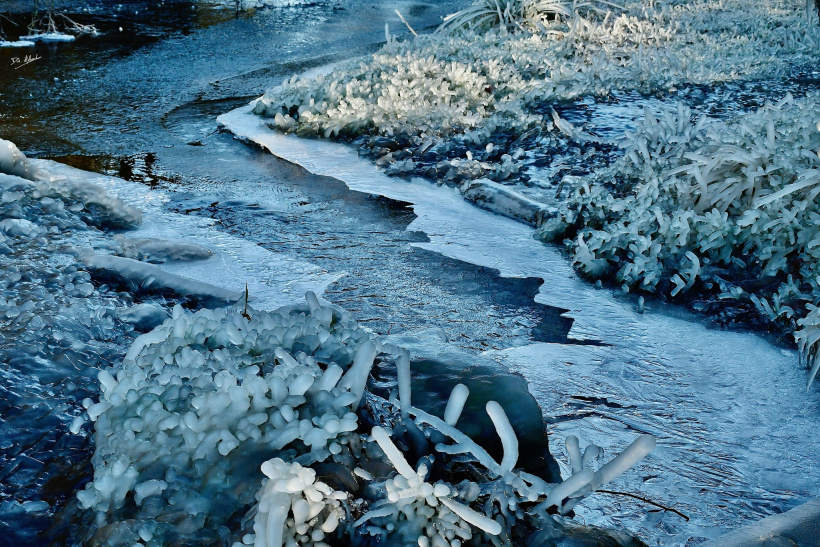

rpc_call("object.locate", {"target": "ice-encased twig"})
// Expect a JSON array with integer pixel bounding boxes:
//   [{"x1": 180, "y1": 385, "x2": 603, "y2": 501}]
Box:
[
  {"x1": 590, "y1": 434, "x2": 655, "y2": 490},
  {"x1": 537, "y1": 469, "x2": 594, "y2": 511},
  {"x1": 338, "y1": 341, "x2": 377, "y2": 409},
  {"x1": 409, "y1": 406, "x2": 502, "y2": 476},
  {"x1": 443, "y1": 383, "x2": 469, "y2": 426},
  {"x1": 486, "y1": 401, "x2": 518, "y2": 474},
  {"x1": 566, "y1": 435, "x2": 582, "y2": 475},
  {"x1": 439, "y1": 497, "x2": 502, "y2": 535},
  {"x1": 396, "y1": 351, "x2": 411, "y2": 415},
  {"x1": 371, "y1": 426, "x2": 417, "y2": 480}
]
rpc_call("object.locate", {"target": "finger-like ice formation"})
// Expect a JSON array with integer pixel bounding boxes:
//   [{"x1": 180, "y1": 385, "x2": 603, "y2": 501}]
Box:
[
  {"x1": 396, "y1": 350, "x2": 411, "y2": 415},
  {"x1": 79, "y1": 294, "x2": 373, "y2": 543},
  {"x1": 537, "y1": 470, "x2": 594, "y2": 512},
  {"x1": 371, "y1": 426, "x2": 417, "y2": 480},
  {"x1": 590, "y1": 434, "x2": 656, "y2": 490},
  {"x1": 566, "y1": 435, "x2": 582, "y2": 475},
  {"x1": 338, "y1": 341, "x2": 377, "y2": 410},
  {"x1": 242, "y1": 458, "x2": 347, "y2": 547},
  {"x1": 443, "y1": 383, "x2": 469, "y2": 426},
  {"x1": 486, "y1": 401, "x2": 518, "y2": 474}
]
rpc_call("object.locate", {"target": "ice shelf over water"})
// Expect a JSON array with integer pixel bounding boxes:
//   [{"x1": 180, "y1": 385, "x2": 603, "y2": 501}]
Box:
[
  {"x1": 38, "y1": 160, "x2": 343, "y2": 311},
  {"x1": 219, "y1": 104, "x2": 820, "y2": 545}
]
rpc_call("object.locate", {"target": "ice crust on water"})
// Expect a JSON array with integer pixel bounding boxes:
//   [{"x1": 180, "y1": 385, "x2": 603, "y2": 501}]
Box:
[
  {"x1": 0, "y1": 40, "x2": 35, "y2": 47},
  {"x1": 38, "y1": 158, "x2": 342, "y2": 312},
  {"x1": 20, "y1": 32, "x2": 76, "y2": 42},
  {"x1": 0, "y1": 140, "x2": 39, "y2": 180}
]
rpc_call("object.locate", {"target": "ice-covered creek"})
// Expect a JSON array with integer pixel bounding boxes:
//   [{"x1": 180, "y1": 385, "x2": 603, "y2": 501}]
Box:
[{"x1": 3, "y1": 1, "x2": 820, "y2": 544}]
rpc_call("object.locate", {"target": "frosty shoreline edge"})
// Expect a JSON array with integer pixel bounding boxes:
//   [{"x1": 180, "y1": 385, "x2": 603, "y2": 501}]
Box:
[{"x1": 247, "y1": 0, "x2": 820, "y2": 384}]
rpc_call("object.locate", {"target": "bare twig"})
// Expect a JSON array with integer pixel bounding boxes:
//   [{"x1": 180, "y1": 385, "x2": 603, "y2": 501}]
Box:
[
  {"x1": 394, "y1": 9, "x2": 418, "y2": 37},
  {"x1": 59, "y1": 13, "x2": 98, "y2": 35},
  {"x1": 596, "y1": 489, "x2": 690, "y2": 521},
  {"x1": 242, "y1": 283, "x2": 251, "y2": 320}
]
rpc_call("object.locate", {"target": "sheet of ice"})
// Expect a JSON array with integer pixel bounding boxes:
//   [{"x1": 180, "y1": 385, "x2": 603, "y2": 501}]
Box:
[
  {"x1": 35, "y1": 159, "x2": 342, "y2": 311},
  {"x1": 219, "y1": 104, "x2": 820, "y2": 545},
  {"x1": 0, "y1": 40, "x2": 35, "y2": 47},
  {"x1": 20, "y1": 33, "x2": 75, "y2": 42}
]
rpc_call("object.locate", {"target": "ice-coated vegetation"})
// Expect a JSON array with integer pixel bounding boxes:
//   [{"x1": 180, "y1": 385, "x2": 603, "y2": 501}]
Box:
[
  {"x1": 0, "y1": 141, "x2": 152, "y2": 532},
  {"x1": 78, "y1": 292, "x2": 655, "y2": 545},
  {"x1": 253, "y1": 0, "x2": 820, "y2": 182},
  {"x1": 436, "y1": 0, "x2": 611, "y2": 34},
  {"x1": 538, "y1": 93, "x2": 820, "y2": 378}
]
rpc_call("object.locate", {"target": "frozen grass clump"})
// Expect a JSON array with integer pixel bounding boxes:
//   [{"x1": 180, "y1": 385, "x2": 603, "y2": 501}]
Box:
[
  {"x1": 539, "y1": 93, "x2": 820, "y2": 374},
  {"x1": 249, "y1": 458, "x2": 348, "y2": 547},
  {"x1": 437, "y1": 0, "x2": 574, "y2": 34},
  {"x1": 436, "y1": 0, "x2": 619, "y2": 34},
  {"x1": 253, "y1": 0, "x2": 820, "y2": 184},
  {"x1": 78, "y1": 297, "x2": 372, "y2": 543},
  {"x1": 80, "y1": 294, "x2": 656, "y2": 545}
]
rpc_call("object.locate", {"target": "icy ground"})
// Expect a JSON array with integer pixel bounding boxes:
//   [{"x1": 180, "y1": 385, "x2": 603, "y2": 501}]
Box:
[{"x1": 220, "y1": 105, "x2": 820, "y2": 545}]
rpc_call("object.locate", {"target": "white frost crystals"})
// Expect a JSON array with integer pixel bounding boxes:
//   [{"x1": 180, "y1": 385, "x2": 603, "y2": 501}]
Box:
[
  {"x1": 79, "y1": 292, "x2": 657, "y2": 546},
  {"x1": 540, "y1": 93, "x2": 820, "y2": 385},
  {"x1": 252, "y1": 0, "x2": 820, "y2": 182}
]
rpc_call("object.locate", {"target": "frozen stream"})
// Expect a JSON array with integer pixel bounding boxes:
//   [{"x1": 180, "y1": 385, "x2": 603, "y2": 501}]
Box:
[
  {"x1": 220, "y1": 105, "x2": 820, "y2": 545},
  {"x1": 3, "y1": 0, "x2": 820, "y2": 544}
]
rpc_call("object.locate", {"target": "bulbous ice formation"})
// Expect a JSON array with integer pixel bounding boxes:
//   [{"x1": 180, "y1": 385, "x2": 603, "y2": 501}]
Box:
[{"x1": 243, "y1": 458, "x2": 347, "y2": 547}]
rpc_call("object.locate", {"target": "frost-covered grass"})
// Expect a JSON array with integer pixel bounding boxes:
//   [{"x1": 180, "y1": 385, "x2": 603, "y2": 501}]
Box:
[
  {"x1": 253, "y1": 0, "x2": 820, "y2": 182},
  {"x1": 538, "y1": 93, "x2": 820, "y2": 380},
  {"x1": 78, "y1": 293, "x2": 655, "y2": 545}
]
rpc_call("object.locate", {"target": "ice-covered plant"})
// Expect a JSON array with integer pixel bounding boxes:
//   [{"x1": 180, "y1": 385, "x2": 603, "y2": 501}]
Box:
[
  {"x1": 436, "y1": 0, "x2": 574, "y2": 34},
  {"x1": 540, "y1": 93, "x2": 820, "y2": 383},
  {"x1": 243, "y1": 458, "x2": 348, "y2": 547},
  {"x1": 252, "y1": 0, "x2": 820, "y2": 185},
  {"x1": 541, "y1": 93, "x2": 820, "y2": 298},
  {"x1": 78, "y1": 291, "x2": 658, "y2": 545},
  {"x1": 795, "y1": 304, "x2": 820, "y2": 389},
  {"x1": 77, "y1": 294, "x2": 375, "y2": 543}
]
